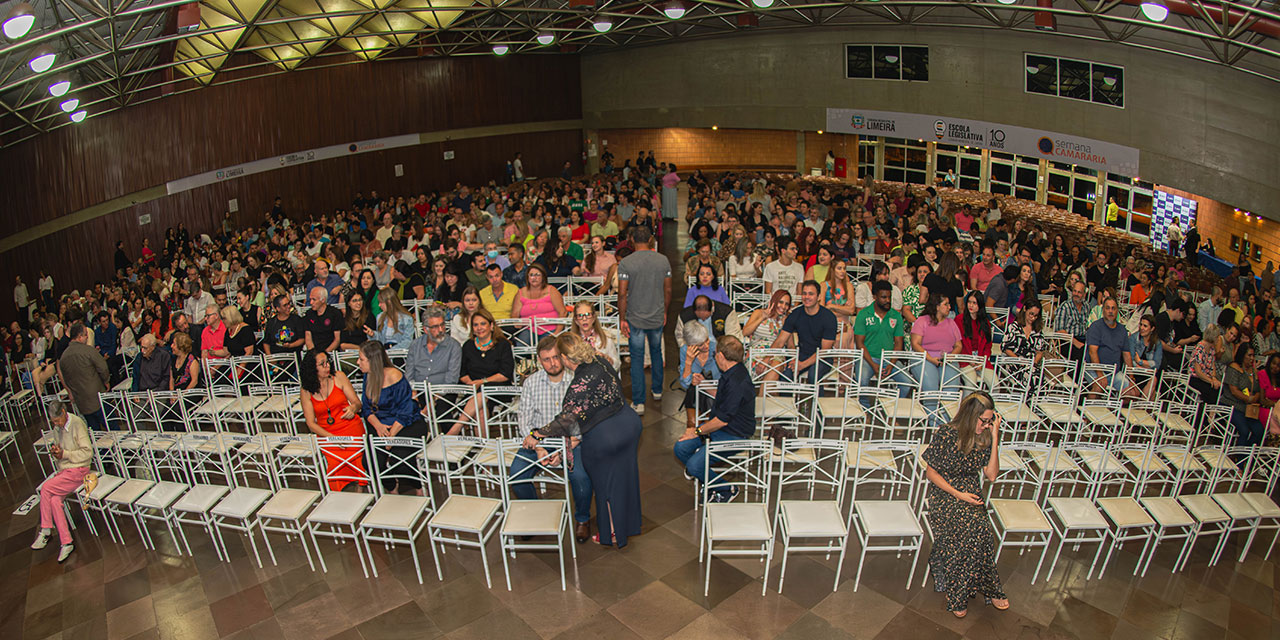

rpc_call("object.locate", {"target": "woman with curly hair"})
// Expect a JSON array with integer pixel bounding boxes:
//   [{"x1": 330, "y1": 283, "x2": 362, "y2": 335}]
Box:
[{"x1": 300, "y1": 350, "x2": 366, "y2": 491}]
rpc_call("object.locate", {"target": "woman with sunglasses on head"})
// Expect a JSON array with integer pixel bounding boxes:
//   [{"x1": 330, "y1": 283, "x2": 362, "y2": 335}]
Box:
[
  {"x1": 570, "y1": 301, "x2": 619, "y2": 369},
  {"x1": 300, "y1": 350, "x2": 366, "y2": 491},
  {"x1": 923, "y1": 391, "x2": 1009, "y2": 618}
]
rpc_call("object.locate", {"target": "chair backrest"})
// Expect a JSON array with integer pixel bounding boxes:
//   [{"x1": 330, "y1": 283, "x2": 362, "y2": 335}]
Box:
[
  {"x1": 858, "y1": 386, "x2": 906, "y2": 440},
  {"x1": 1157, "y1": 401, "x2": 1199, "y2": 446},
  {"x1": 126, "y1": 390, "x2": 159, "y2": 432},
  {"x1": 273, "y1": 434, "x2": 322, "y2": 489},
  {"x1": 230, "y1": 355, "x2": 267, "y2": 389},
  {"x1": 1039, "y1": 442, "x2": 1094, "y2": 500},
  {"x1": 424, "y1": 383, "x2": 480, "y2": 436},
  {"x1": 1042, "y1": 331, "x2": 1072, "y2": 356},
  {"x1": 1196, "y1": 404, "x2": 1234, "y2": 449},
  {"x1": 333, "y1": 350, "x2": 363, "y2": 385},
  {"x1": 776, "y1": 438, "x2": 848, "y2": 506},
  {"x1": 386, "y1": 348, "x2": 410, "y2": 370},
  {"x1": 693, "y1": 379, "x2": 719, "y2": 426},
  {"x1": 1121, "y1": 399, "x2": 1163, "y2": 443},
  {"x1": 920, "y1": 390, "x2": 961, "y2": 433},
  {"x1": 203, "y1": 358, "x2": 238, "y2": 391},
  {"x1": 368, "y1": 436, "x2": 434, "y2": 505},
  {"x1": 482, "y1": 386, "x2": 523, "y2": 439},
  {"x1": 569, "y1": 276, "x2": 604, "y2": 298},
  {"x1": 849, "y1": 439, "x2": 921, "y2": 505},
  {"x1": 747, "y1": 348, "x2": 799, "y2": 384},
  {"x1": 1038, "y1": 358, "x2": 1079, "y2": 399},
  {"x1": 758, "y1": 380, "x2": 818, "y2": 436},
  {"x1": 1236, "y1": 446, "x2": 1280, "y2": 496},
  {"x1": 1156, "y1": 371, "x2": 1192, "y2": 405},
  {"x1": 1080, "y1": 362, "x2": 1119, "y2": 402},
  {"x1": 815, "y1": 348, "x2": 863, "y2": 392},
  {"x1": 499, "y1": 437, "x2": 569, "y2": 507},
  {"x1": 98, "y1": 390, "x2": 131, "y2": 432},
  {"x1": 702, "y1": 439, "x2": 774, "y2": 505},
  {"x1": 534, "y1": 317, "x2": 573, "y2": 337},
  {"x1": 315, "y1": 436, "x2": 373, "y2": 494},
  {"x1": 986, "y1": 440, "x2": 1050, "y2": 502},
  {"x1": 941, "y1": 353, "x2": 987, "y2": 393},
  {"x1": 440, "y1": 436, "x2": 506, "y2": 500},
  {"x1": 182, "y1": 432, "x2": 233, "y2": 486},
  {"x1": 497, "y1": 319, "x2": 536, "y2": 356},
  {"x1": 264, "y1": 352, "x2": 301, "y2": 387},
  {"x1": 992, "y1": 355, "x2": 1034, "y2": 398},
  {"x1": 146, "y1": 430, "x2": 188, "y2": 484},
  {"x1": 877, "y1": 350, "x2": 925, "y2": 396},
  {"x1": 226, "y1": 433, "x2": 276, "y2": 489}
]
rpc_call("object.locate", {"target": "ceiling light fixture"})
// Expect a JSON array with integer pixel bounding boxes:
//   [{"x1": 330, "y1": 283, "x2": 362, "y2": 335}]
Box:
[
  {"x1": 592, "y1": 15, "x2": 613, "y2": 32},
  {"x1": 28, "y1": 46, "x2": 56, "y2": 73},
  {"x1": 2, "y1": 2, "x2": 35, "y2": 40},
  {"x1": 492, "y1": 44, "x2": 509, "y2": 55},
  {"x1": 1102, "y1": 75, "x2": 1117, "y2": 86},
  {"x1": 752, "y1": 0, "x2": 775, "y2": 7},
  {"x1": 48, "y1": 77, "x2": 71, "y2": 97},
  {"x1": 1140, "y1": 1, "x2": 1169, "y2": 22},
  {"x1": 536, "y1": 31, "x2": 554, "y2": 45},
  {"x1": 884, "y1": 55, "x2": 899, "y2": 64},
  {"x1": 1026, "y1": 65, "x2": 1039, "y2": 74},
  {"x1": 59, "y1": 97, "x2": 78, "y2": 112},
  {"x1": 995, "y1": 0, "x2": 1018, "y2": 4},
  {"x1": 70, "y1": 110, "x2": 86, "y2": 123},
  {"x1": 663, "y1": 1, "x2": 686, "y2": 19}
]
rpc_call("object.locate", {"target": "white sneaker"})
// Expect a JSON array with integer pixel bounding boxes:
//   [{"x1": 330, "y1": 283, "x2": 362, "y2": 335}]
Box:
[
  {"x1": 31, "y1": 530, "x2": 50, "y2": 550},
  {"x1": 652, "y1": 392, "x2": 663, "y2": 401},
  {"x1": 57, "y1": 544, "x2": 74, "y2": 563},
  {"x1": 632, "y1": 403, "x2": 645, "y2": 416}
]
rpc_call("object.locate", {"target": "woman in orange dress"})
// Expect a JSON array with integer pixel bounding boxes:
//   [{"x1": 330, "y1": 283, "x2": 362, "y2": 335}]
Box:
[{"x1": 300, "y1": 349, "x2": 367, "y2": 490}]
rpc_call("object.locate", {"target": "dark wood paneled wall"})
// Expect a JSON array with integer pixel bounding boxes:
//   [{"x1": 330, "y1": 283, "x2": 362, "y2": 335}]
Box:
[{"x1": 0, "y1": 55, "x2": 582, "y2": 321}]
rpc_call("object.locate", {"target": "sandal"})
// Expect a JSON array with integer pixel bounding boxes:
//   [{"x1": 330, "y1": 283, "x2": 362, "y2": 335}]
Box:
[
  {"x1": 952, "y1": 610, "x2": 967, "y2": 619},
  {"x1": 591, "y1": 532, "x2": 617, "y2": 546},
  {"x1": 992, "y1": 599, "x2": 1010, "y2": 611}
]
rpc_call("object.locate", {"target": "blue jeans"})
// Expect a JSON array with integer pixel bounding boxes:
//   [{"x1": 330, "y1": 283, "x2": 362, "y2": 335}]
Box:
[
  {"x1": 628, "y1": 326, "x2": 664, "y2": 405},
  {"x1": 858, "y1": 357, "x2": 910, "y2": 398},
  {"x1": 508, "y1": 444, "x2": 593, "y2": 524},
  {"x1": 84, "y1": 409, "x2": 112, "y2": 431},
  {"x1": 674, "y1": 430, "x2": 740, "y2": 496},
  {"x1": 1230, "y1": 408, "x2": 1265, "y2": 447}
]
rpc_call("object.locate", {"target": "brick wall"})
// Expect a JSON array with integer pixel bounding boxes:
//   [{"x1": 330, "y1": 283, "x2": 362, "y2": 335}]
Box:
[
  {"x1": 598, "y1": 128, "x2": 798, "y2": 170},
  {"x1": 1161, "y1": 185, "x2": 1280, "y2": 270},
  {"x1": 802, "y1": 132, "x2": 857, "y2": 177}
]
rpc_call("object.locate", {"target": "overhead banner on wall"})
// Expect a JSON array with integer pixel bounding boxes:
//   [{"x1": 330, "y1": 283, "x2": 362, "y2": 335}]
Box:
[
  {"x1": 165, "y1": 133, "x2": 421, "y2": 195},
  {"x1": 825, "y1": 108, "x2": 1140, "y2": 176}
]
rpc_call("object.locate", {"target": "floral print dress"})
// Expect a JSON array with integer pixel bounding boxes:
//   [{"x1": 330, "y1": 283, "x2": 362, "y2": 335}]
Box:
[{"x1": 923, "y1": 425, "x2": 1006, "y2": 613}]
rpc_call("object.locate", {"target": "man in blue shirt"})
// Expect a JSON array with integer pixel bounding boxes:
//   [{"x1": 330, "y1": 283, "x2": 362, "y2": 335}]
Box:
[
  {"x1": 673, "y1": 336, "x2": 754, "y2": 502},
  {"x1": 772, "y1": 280, "x2": 837, "y2": 383},
  {"x1": 304, "y1": 259, "x2": 344, "y2": 305},
  {"x1": 1086, "y1": 297, "x2": 1131, "y2": 393}
]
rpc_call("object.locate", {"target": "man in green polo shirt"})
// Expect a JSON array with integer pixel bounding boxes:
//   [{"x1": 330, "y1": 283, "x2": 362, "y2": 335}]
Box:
[{"x1": 854, "y1": 280, "x2": 905, "y2": 388}]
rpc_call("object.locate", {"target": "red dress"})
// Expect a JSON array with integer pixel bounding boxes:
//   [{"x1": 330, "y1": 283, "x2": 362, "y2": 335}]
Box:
[{"x1": 308, "y1": 383, "x2": 367, "y2": 491}]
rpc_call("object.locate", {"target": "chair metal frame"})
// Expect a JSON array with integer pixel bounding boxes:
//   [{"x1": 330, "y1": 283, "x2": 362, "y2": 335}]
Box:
[
  {"x1": 498, "y1": 437, "x2": 577, "y2": 591},
  {"x1": 700, "y1": 439, "x2": 776, "y2": 596}
]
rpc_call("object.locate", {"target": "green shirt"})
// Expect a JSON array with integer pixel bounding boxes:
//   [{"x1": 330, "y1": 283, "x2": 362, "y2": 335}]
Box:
[
  {"x1": 569, "y1": 200, "x2": 587, "y2": 213},
  {"x1": 566, "y1": 242, "x2": 585, "y2": 262},
  {"x1": 853, "y1": 305, "x2": 905, "y2": 359}
]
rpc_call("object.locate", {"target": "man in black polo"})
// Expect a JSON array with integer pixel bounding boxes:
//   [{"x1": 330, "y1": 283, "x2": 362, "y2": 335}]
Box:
[
  {"x1": 303, "y1": 286, "x2": 342, "y2": 352},
  {"x1": 673, "y1": 336, "x2": 755, "y2": 502}
]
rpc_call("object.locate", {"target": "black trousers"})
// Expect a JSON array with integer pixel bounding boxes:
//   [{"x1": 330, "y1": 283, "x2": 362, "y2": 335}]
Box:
[{"x1": 376, "y1": 419, "x2": 429, "y2": 492}]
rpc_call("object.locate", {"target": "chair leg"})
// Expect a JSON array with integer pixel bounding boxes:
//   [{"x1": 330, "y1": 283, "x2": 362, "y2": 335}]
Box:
[{"x1": 500, "y1": 535, "x2": 514, "y2": 592}]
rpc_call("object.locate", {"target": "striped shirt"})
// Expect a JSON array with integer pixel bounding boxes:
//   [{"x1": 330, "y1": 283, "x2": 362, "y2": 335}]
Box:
[
  {"x1": 1054, "y1": 298, "x2": 1093, "y2": 338},
  {"x1": 517, "y1": 369, "x2": 572, "y2": 438}
]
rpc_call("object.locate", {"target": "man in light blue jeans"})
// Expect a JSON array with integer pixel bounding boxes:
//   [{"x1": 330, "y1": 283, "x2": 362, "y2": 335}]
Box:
[{"x1": 617, "y1": 225, "x2": 672, "y2": 415}]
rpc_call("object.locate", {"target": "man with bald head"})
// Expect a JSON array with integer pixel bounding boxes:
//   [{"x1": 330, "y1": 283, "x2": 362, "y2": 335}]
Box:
[
  {"x1": 131, "y1": 333, "x2": 173, "y2": 391},
  {"x1": 304, "y1": 286, "x2": 343, "y2": 352}
]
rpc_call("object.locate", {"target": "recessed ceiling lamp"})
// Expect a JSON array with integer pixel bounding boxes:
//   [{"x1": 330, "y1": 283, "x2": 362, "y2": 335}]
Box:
[
  {"x1": 48, "y1": 77, "x2": 71, "y2": 97},
  {"x1": 752, "y1": 0, "x2": 775, "y2": 7},
  {"x1": 995, "y1": 0, "x2": 1018, "y2": 5},
  {"x1": 2, "y1": 2, "x2": 34, "y2": 40},
  {"x1": 663, "y1": 1, "x2": 686, "y2": 19},
  {"x1": 70, "y1": 110, "x2": 86, "y2": 123},
  {"x1": 884, "y1": 55, "x2": 899, "y2": 63},
  {"x1": 1026, "y1": 65, "x2": 1039, "y2": 74},
  {"x1": 492, "y1": 44, "x2": 509, "y2": 55},
  {"x1": 59, "y1": 97, "x2": 78, "y2": 112},
  {"x1": 536, "y1": 31, "x2": 554, "y2": 45},
  {"x1": 28, "y1": 45, "x2": 56, "y2": 73},
  {"x1": 592, "y1": 15, "x2": 613, "y2": 32},
  {"x1": 1140, "y1": 1, "x2": 1169, "y2": 22},
  {"x1": 1102, "y1": 75, "x2": 1117, "y2": 86}
]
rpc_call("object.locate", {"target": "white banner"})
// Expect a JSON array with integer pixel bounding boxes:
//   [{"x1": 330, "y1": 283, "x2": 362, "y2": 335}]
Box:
[
  {"x1": 165, "y1": 133, "x2": 421, "y2": 195},
  {"x1": 825, "y1": 108, "x2": 1140, "y2": 176}
]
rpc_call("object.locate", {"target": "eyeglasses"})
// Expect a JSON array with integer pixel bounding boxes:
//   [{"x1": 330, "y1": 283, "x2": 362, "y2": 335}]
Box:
[
  {"x1": 978, "y1": 415, "x2": 995, "y2": 426},
  {"x1": 575, "y1": 313, "x2": 594, "y2": 319}
]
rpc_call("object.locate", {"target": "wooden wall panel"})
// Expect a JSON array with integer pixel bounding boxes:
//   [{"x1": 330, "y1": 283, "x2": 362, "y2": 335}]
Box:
[
  {"x1": 1, "y1": 129, "x2": 582, "y2": 309},
  {"x1": 0, "y1": 55, "x2": 581, "y2": 237}
]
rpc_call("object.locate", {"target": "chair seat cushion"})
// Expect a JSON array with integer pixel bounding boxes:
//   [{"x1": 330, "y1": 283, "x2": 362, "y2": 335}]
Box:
[
  {"x1": 1076, "y1": 450, "x2": 1130, "y2": 475},
  {"x1": 172, "y1": 485, "x2": 231, "y2": 513},
  {"x1": 1025, "y1": 448, "x2": 1080, "y2": 473},
  {"x1": 1037, "y1": 403, "x2": 1081, "y2": 423},
  {"x1": 212, "y1": 488, "x2": 273, "y2": 519},
  {"x1": 756, "y1": 397, "x2": 799, "y2": 418},
  {"x1": 815, "y1": 397, "x2": 865, "y2": 420},
  {"x1": 501, "y1": 500, "x2": 566, "y2": 536},
  {"x1": 362, "y1": 495, "x2": 432, "y2": 530},
  {"x1": 1097, "y1": 497, "x2": 1156, "y2": 528},
  {"x1": 307, "y1": 492, "x2": 375, "y2": 525},
  {"x1": 989, "y1": 499, "x2": 1052, "y2": 532},
  {"x1": 878, "y1": 398, "x2": 927, "y2": 420},
  {"x1": 136, "y1": 482, "x2": 189, "y2": 510},
  {"x1": 105, "y1": 479, "x2": 154, "y2": 505},
  {"x1": 429, "y1": 495, "x2": 501, "y2": 531},
  {"x1": 1177, "y1": 494, "x2": 1230, "y2": 523},
  {"x1": 855, "y1": 501, "x2": 923, "y2": 537},
  {"x1": 1081, "y1": 406, "x2": 1122, "y2": 427},
  {"x1": 257, "y1": 488, "x2": 320, "y2": 520},
  {"x1": 1047, "y1": 497, "x2": 1108, "y2": 529},
  {"x1": 1119, "y1": 449, "x2": 1169, "y2": 473},
  {"x1": 780, "y1": 501, "x2": 847, "y2": 537},
  {"x1": 706, "y1": 503, "x2": 773, "y2": 540},
  {"x1": 1242, "y1": 493, "x2": 1280, "y2": 518},
  {"x1": 845, "y1": 442, "x2": 896, "y2": 470},
  {"x1": 1140, "y1": 497, "x2": 1195, "y2": 527},
  {"x1": 1159, "y1": 449, "x2": 1205, "y2": 471},
  {"x1": 86, "y1": 474, "x2": 125, "y2": 501},
  {"x1": 1197, "y1": 449, "x2": 1240, "y2": 472},
  {"x1": 1211, "y1": 493, "x2": 1259, "y2": 519},
  {"x1": 424, "y1": 437, "x2": 471, "y2": 463}
]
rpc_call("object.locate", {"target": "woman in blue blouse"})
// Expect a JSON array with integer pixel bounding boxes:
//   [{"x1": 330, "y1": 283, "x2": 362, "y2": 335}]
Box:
[
  {"x1": 683, "y1": 263, "x2": 731, "y2": 308},
  {"x1": 358, "y1": 340, "x2": 427, "y2": 494},
  {"x1": 1126, "y1": 314, "x2": 1163, "y2": 399}
]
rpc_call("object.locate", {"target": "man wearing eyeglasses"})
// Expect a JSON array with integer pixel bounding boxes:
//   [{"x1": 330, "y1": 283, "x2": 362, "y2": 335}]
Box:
[
  {"x1": 262, "y1": 294, "x2": 305, "y2": 354},
  {"x1": 406, "y1": 306, "x2": 461, "y2": 386}
]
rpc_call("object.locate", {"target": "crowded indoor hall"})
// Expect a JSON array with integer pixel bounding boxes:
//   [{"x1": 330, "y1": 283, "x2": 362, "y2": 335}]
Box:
[{"x1": 0, "y1": 2, "x2": 1277, "y2": 639}]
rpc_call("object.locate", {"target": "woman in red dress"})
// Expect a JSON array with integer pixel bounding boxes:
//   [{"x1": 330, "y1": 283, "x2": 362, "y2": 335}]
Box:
[{"x1": 300, "y1": 349, "x2": 367, "y2": 490}]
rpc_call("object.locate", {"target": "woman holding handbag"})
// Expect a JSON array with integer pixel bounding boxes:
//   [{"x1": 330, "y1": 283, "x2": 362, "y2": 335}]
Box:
[{"x1": 1222, "y1": 343, "x2": 1266, "y2": 446}]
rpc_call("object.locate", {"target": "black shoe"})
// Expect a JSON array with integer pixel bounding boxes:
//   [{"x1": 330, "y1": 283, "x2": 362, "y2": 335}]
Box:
[{"x1": 708, "y1": 487, "x2": 740, "y2": 503}]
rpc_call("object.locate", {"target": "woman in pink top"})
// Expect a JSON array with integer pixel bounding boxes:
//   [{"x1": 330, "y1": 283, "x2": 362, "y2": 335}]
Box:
[
  {"x1": 1258, "y1": 354, "x2": 1280, "y2": 435},
  {"x1": 512, "y1": 263, "x2": 567, "y2": 337},
  {"x1": 582, "y1": 236, "x2": 616, "y2": 280},
  {"x1": 911, "y1": 292, "x2": 962, "y2": 393},
  {"x1": 660, "y1": 164, "x2": 681, "y2": 220}
]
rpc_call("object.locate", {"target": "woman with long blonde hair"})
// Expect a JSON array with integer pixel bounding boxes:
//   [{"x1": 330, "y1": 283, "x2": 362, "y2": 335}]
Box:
[
  {"x1": 922, "y1": 391, "x2": 1007, "y2": 617},
  {"x1": 570, "y1": 301, "x2": 619, "y2": 368}
]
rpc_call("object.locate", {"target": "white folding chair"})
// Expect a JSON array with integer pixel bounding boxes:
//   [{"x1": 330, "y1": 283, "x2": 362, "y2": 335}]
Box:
[
  {"x1": 941, "y1": 353, "x2": 988, "y2": 394},
  {"x1": 209, "y1": 433, "x2": 275, "y2": 568},
  {"x1": 774, "y1": 438, "x2": 849, "y2": 594},
  {"x1": 361, "y1": 436, "x2": 436, "y2": 584},
  {"x1": 307, "y1": 436, "x2": 376, "y2": 577},
  {"x1": 498, "y1": 319, "x2": 536, "y2": 358},
  {"x1": 747, "y1": 347, "x2": 799, "y2": 383},
  {"x1": 499, "y1": 437, "x2": 576, "y2": 591},
  {"x1": 168, "y1": 433, "x2": 233, "y2": 558},
  {"x1": 1194, "y1": 405, "x2": 1243, "y2": 493},
  {"x1": 756, "y1": 381, "x2": 817, "y2": 439},
  {"x1": 264, "y1": 353, "x2": 301, "y2": 387},
  {"x1": 133, "y1": 431, "x2": 191, "y2": 552},
  {"x1": 1157, "y1": 371, "x2": 1193, "y2": 405},
  {"x1": 876, "y1": 350, "x2": 925, "y2": 399},
  {"x1": 1040, "y1": 443, "x2": 1113, "y2": 581},
  {"x1": 984, "y1": 441, "x2": 1055, "y2": 584},
  {"x1": 991, "y1": 355, "x2": 1034, "y2": 399},
  {"x1": 481, "y1": 386, "x2": 523, "y2": 440},
  {"x1": 422, "y1": 383, "x2": 479, "y2": 472},
  {"x1": 847, "y1": 439, "x2": 925, "y2": 591},
  {"x1": 700, "y1": 439, "x2": 775, "y2": 596},
  {"x1": 427, "y1": 436, "x2": 505, "y2": 588},
  {"x1": 101, "y1": 435, "x2": 158, "y2": 546},
  {"x1": 1212, "y1": 445, "x2": 1280, "y2": 562},
  {"x1": 1080, "y1": 362, "x2": 1120, "y2": 402}
]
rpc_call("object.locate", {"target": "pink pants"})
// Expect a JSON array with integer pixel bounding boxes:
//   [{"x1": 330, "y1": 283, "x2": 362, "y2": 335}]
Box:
[{"x1": 40, "y1": 467, "x2": 89, "y2": 545}]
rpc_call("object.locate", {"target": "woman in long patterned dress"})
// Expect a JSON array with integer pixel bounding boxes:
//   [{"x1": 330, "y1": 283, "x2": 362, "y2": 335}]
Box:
[
  {"x1": 529, "y1": 332, "x2": 643, "y2": 548},
  {"x1": 922, "y1": 391, "x2": 1009, "y2": 618}
]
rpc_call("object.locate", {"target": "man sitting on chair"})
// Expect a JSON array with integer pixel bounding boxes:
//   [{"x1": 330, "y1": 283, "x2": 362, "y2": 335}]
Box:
[{"x1": 674, "y1": 336, "x2": 756, "y2": 503}]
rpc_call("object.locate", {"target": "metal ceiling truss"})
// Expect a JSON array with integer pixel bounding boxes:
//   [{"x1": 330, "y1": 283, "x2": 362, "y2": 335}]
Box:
[{"x1": 0, "y1": 0, "x2": 1277, "y2": 147}]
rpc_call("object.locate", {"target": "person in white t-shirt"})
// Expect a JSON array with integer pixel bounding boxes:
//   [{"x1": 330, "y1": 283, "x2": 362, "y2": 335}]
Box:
[
  {"x1": 38, "y1": 271, "x2": 54, "y2": 307},
  {"x1": 513, "y1": 152, "x2": 525, "y2": 181},
  {"x1": 14, "y1": 276, "x2": 30, "y2": 322},
  {"x1": 762, "y1": 238, "x2": 804, "y2": 296}
]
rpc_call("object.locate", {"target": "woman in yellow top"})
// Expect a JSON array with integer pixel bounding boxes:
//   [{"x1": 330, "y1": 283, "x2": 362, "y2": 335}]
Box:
[{"x1": 32, "y1": 401, "x2": 93, "y2": 563}]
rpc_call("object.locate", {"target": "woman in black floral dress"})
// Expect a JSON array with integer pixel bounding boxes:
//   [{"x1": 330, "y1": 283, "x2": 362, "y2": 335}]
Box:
[
  {"x1": 922, "y1": 391, "x2": 1009, "y2": 617},
  {"x1": 529, "y1": 332, "x2": 643, "y2": 548}
]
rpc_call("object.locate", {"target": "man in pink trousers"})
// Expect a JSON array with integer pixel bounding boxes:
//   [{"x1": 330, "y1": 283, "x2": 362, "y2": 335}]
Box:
[{"x1": 32, "y1": 401, "x2": 93, "y2": 563}]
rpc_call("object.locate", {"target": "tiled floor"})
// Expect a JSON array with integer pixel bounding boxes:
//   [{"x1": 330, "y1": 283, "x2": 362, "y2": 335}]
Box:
[{"x1": 2, "y1": 212, "x2": 1279, "y2": 639}]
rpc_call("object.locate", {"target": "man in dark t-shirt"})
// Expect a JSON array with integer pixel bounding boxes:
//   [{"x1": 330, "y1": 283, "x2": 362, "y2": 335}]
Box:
[
  {"x1": 262, "y1": 295, "x2": 305, "y2": 354},
  {"x1": 772, "y1": 280, "x2": 837, "y2": 383},
  {"x1": 304, "y1": 286, "x2": 343, "y2": 352}
]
